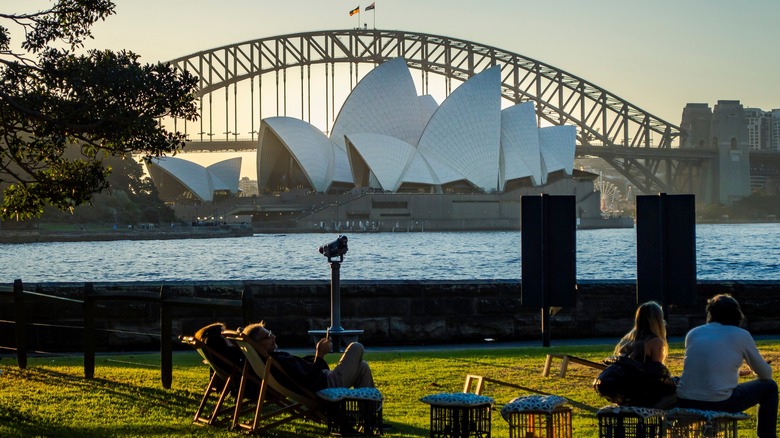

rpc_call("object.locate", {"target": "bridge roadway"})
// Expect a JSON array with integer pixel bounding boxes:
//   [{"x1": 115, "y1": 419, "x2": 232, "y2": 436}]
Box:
[
  {"x1": 181, "y1": 139, "x2": 780, "y2": 168},
  {"x1": 182, "y1": 139, "x2": 722, "y2": 160},
  {"x1": 175, "y1": 139, "x2": 780, "y2": 197}
]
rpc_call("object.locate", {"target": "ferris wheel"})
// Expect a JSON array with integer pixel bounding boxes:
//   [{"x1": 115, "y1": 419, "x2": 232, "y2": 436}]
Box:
[{"x1": 596, "y1": 173, "x2": 622, "y2": 215}]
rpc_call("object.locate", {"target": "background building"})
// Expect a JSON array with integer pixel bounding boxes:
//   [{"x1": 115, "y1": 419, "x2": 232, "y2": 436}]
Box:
[{"x1": 680, "y1": 101, "x2": 752, "y2": 204}]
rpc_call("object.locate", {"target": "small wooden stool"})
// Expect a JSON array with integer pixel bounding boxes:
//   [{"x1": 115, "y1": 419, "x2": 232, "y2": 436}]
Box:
[
  {"x1": 597, "y1": 405, "x2": 665, "y2": 438},
  {"x1": 663, "y1": 408, "x2": 748, "y2": 438},
  {"x1": 501, "y1": 395, "x2": 572, "y2": 438},
  {"x1": 420, "y1": 392, "x2": 494, "y2": 438},
  {"x1": 317, "y1": 387, "x2": 384, "y2": 436}
]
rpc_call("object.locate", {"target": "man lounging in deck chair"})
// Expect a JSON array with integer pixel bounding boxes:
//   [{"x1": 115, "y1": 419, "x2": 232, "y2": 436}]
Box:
[{"x1": 242, "y1": 321, "x2": 375, "y2": 391}]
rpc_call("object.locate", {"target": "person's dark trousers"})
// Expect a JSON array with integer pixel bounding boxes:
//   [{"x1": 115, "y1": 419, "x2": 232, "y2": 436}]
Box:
[{"x1": 678, "y1": 379, "x2": 778, "y2": 438}]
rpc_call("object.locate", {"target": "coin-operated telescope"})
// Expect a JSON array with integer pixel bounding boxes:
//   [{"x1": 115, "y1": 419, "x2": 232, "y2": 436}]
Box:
[
  {"x1": 318, "y1": 234, "x2": 348, "y2": 260},
  {"x1": 310, "y1": 234, "x2": 362, "y2": 352}
]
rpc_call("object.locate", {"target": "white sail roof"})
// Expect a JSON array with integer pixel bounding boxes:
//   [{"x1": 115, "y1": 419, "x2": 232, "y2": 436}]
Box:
[
  {"x1": 331, "y1": 58, "x2": 425, "y2": 149},
  {"x1": 417, "y1": 66, "x2": 502, "y2": 192},
  {"x1": 147, "y1": 156, "x2": 241, "y2": 202},
  {"x1": 539, "y1": 125, "x2": 576, "y2": 176},
  {"x1": 500, "y1": 102, "x2": 543, "y2": 187},
  {"x1": 258, "y1": 117, "x2": 333, "y2": 192}
]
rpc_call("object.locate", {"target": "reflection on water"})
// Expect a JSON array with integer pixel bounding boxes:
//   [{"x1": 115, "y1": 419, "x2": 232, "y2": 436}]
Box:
[{"x1": 0, "y1": 223, "x2": 777, "y2": 282}]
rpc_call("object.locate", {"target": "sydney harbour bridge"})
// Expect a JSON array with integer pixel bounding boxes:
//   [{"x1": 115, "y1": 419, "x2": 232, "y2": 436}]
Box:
[{"x1": 164, "y1": 29, "x2": 779, "y2": 199}]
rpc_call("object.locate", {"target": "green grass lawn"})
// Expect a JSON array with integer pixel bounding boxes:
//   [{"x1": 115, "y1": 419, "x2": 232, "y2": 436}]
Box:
[{"x1": 1, "y1": 341, "x2": 777, "y2": 437}]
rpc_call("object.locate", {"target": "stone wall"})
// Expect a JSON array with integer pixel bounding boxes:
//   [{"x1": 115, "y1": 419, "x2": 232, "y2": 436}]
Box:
[{"x1": 1, "y1": 280, "x2": 778, "y2": 353}]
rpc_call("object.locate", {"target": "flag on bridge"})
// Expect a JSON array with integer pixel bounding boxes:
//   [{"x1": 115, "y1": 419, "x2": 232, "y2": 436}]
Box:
[
  {"x1": 349, "y1": 6, "x2": 360, "y2": 16},
  {"x1": 365, "y1": 2, "x2": 375, "y2": 11}
]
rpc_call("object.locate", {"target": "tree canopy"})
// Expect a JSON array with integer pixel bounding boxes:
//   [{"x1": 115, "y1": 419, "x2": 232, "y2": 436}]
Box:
[{"x1": 0, "y1": 0, "x2": 198, "y2": 220}]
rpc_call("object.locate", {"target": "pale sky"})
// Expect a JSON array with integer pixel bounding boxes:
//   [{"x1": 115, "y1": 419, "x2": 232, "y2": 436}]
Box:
[{"x1": 9, "y1": 1, "x2": 780, "y2": 178}]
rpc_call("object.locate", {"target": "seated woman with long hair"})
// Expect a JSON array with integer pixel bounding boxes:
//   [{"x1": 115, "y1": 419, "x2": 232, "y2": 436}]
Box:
[{"x1": 612, "y1": 301, "x2": 677, "y2": 408}]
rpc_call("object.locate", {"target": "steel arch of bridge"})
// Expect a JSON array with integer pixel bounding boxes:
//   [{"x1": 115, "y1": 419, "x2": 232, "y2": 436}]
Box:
[{"x1": 169, "y1": 29, "x2": 692, "y2": 194}]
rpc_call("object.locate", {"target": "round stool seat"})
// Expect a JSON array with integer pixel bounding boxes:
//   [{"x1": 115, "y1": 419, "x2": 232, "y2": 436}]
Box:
[
  {"x1": 501, "y1": 394, "x2": 568, "y2": 418},
  {"x1": 317, "y1": 387, "x2": 383, "y2": 402},
  {"x1": 665, "y1": 407, "x2": 748, "y2": 421},
  {"x1": 596, "y1": 405, "x2": 665, "y2": 418},
  {"x1": 420, "y1": 392, "x2": 494, "y2": 407}
]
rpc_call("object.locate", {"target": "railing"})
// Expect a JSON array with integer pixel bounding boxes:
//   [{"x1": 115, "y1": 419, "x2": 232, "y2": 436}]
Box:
[{"x1": 1, "y1": 279, "x2": 255, "y2": 389}]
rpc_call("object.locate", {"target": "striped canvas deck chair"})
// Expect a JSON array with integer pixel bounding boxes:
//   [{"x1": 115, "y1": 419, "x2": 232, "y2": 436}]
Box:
[
  {"x1": 222, "y1": 330, "x2": 327, "y2": 434},
  {"x1": 178, "y1": 334, "x2": 253, "y2": 426}
]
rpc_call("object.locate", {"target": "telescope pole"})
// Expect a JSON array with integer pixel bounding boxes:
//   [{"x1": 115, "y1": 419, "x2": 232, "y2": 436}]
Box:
[{"x1": 329, "y1": 258, "x2": 344, "y2": 331}]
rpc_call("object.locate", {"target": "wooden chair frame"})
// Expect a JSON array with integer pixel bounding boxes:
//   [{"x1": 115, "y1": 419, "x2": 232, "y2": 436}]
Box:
[
  {"x1": 179, "y1": 334, "x2": 256, "y2": 426},
  {"x1": 222, "y1": 330, "x2": 327, "y2": 434}
]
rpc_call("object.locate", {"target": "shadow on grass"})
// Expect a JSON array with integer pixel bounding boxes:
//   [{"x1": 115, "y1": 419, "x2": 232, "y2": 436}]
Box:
[
  {"x1": 13, "y1": 366, "x2": 195, "y2": 407},
  {"x1": 1, "y1": 366, "x2": 428, "y2": 437},
  {"x1": 480, "y1": 377, "x2": 600, "y2": 414},
  {"x1": 0, "y1": 366, "x2": 204, "y2": 437},
  {"x1": 442, "y1": 356, "x2": 604, "y2": 415},
  {"x1": 0, "y1": 413, "x2": 193, "y2": 438}
]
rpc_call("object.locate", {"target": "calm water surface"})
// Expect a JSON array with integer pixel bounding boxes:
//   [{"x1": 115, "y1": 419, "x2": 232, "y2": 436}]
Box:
[{"x1": 0, "y1": 223, "x2": 777, "y2": 282}]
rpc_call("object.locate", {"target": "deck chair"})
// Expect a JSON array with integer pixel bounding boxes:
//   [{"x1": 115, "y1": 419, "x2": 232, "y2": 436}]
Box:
[
  {"x1": 222, "y1": 330, "x2": 327, "y2": 434},
  {"x1": 179, "y1": 334, "x2": 258, "y2": 426}
]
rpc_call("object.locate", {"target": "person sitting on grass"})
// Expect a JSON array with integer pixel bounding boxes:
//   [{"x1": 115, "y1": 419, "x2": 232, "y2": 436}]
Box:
[
  {"x1": 242, "y1": 321, "x2": 375, "y2": 392},
  {"x1": 676, "y1": 294, "x2": 777, "y2": 438}
]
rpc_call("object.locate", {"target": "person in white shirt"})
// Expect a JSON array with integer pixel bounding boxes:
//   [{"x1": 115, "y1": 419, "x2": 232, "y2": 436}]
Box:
[{"x1": 677, "y1": 294, "x2": 777, "y2": 438}]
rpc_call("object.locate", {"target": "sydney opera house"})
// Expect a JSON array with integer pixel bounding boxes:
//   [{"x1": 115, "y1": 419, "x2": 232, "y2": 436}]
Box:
[
  {"x1": 148, "y1": 58, "x2": 604, "y2": 231},
  {"x1": 146, "y1": 156, "x2": 242, "y2": 203}
]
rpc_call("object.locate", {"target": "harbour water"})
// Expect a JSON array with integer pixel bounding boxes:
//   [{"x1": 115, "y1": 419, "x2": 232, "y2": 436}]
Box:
[{"x1": 0, "y1": 223, "x2": 777, "y2": 283}]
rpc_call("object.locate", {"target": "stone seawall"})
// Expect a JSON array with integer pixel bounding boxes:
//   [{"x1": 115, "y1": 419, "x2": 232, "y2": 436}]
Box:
[{"x1": 1, "y1": 280, "x2": 778, "y2": 352}]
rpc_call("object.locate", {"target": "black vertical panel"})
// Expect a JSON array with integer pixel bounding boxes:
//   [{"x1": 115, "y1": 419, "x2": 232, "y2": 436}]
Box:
[
  {"x1": 545, "y1": 196, "x2": 577, "y2": 307},
  {"x1": 521, "y1": 196, "x2": 543, "y2": 308},
  {"x1": 636, "y1": 195, "x2": 665, "y2": 304},
  {"x1": 665, "y1": 194, "x2": 696, "y2": 306},
  {"x1": 521, "y1": 195, "x2": 576, "y2": 308}
]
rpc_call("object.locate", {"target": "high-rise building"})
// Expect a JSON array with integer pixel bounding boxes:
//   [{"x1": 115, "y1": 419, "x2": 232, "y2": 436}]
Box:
[
  {"x1": 711, "y1": 100, "x2": 751, "y2": 203},
  {"x1": 772, "y1": 109, "x2": 780, "y2": 151},
  {"x1": 238, "y1": 177, "x2": 259, "y2": 197},
  {"x1": 744, "y1": 108, "x2": 770, "y2": 151}
]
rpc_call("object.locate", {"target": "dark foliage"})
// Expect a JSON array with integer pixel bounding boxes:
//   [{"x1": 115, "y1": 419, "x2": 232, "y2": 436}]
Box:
[{"x1": 0, "y1": 1, "x2": 198, "y2": 219}]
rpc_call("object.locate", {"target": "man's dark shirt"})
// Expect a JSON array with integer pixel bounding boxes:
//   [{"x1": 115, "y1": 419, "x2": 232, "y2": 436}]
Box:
[{"x1": 268, "y1": 351, "x2": 329, "y2": 392}]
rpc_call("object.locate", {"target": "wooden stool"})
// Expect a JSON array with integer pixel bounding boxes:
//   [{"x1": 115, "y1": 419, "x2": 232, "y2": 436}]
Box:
[
  {"x1": 501, "y1": 395, "x2": 572, "y2": 438},
  {"x1": 663, "y1": 408, "x2": 748, "y2": 438},
  {"x1": 420, "y1": 392, "x2": 494, "y2": 438},
  {"x1": 317, "y1": 387, "x2": 384, "y2": 436},
  {"x1": 597, "y1": 405, "x2": 665, "y2": 438}
]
